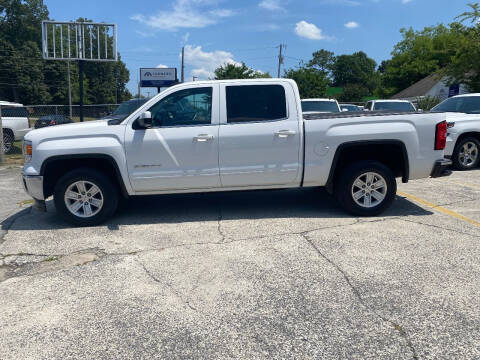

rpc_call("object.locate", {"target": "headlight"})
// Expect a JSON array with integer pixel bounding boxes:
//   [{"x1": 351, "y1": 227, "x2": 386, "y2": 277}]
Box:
[{"x1": 23, "y1": 140, "x2": 32, "y2": 163}]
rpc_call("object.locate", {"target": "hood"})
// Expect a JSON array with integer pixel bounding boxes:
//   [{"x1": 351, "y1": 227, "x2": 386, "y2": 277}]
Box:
[
  {"x1": 24, "y1": 120, "x2": 114, "y2": 142},
  {"x1": 100, "y1": 114, "x2": 128, "y2": 121}
]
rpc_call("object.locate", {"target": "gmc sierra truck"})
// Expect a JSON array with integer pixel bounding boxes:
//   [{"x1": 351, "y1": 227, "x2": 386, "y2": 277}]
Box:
[{"x1": 22, "y1": 79, "x2": 451, "y2": 226}]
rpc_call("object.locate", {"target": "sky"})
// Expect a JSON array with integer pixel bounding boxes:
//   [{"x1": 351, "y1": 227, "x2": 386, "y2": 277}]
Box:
[{"x1": 45, "y1": 0, "x2": 470, "y2": 97}]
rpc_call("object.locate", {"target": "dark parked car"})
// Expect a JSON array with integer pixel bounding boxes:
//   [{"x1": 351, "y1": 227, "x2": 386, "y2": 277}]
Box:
[
  {"x1": 101, "y1": 98, "x2": 150, "y2": 123},
  {"x1": 34, "y1": 115, "x2": 73, "y2": 129}
]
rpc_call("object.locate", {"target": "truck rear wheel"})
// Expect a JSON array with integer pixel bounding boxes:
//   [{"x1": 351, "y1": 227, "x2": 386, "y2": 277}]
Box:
[
  {"x1": 335, "y1": 161, "x2": 396, "y2": 216},
  {"x1": 54, "y1": 168, "x2": 119, "y2": 226},
  {"x1": 452, "y1": 137, "x2": 480, "y2": 171}
]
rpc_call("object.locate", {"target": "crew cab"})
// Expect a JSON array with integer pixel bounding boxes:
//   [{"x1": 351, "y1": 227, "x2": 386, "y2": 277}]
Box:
[
  {"x1": 431, "y1": 94, "x2": 480, "y2": 170},
  {"x1": 22, "y1": 79, "x2": 451, "y2": 226},
  {"x1": 1, "y1": 101, "x2": 31, "y2": 154}
]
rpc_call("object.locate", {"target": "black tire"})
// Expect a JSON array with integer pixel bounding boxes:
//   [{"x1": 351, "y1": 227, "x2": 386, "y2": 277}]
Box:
[
  {"x1": 452, "y1": 137, "x2": 480, "y2": 171},
  {"x1": 3, "y1": 130, "x2": 14, "y2": 154},
  {"x1": 334, "y1": 161, "x2": 397, "y2": 217},
  {"x1": 54, "y1": 168, "x2": 119, "y2": 226}
]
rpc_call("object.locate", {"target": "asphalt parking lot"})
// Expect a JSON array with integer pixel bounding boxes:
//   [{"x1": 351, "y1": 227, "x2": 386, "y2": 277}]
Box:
[{"x1": 1, "y1": 166, "x2": 479, "y2": 359}]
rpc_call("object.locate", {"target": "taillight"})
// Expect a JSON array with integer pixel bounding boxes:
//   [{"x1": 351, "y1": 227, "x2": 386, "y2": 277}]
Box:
[
  {"x1": 435, "y1": 121, "x2": 447, "y2": 150},
  {"x1": 49, "y1": 120, "x2": 56, "y2": 125}
]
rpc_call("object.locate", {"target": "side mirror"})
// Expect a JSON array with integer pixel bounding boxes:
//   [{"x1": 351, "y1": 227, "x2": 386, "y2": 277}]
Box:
[{"x1": 137, "y1": 111, "x2": 152, "y2": 129}]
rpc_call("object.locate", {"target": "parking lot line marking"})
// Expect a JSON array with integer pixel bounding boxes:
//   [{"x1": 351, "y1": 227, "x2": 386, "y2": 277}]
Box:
[
  {"x1": 397, "y1": 191, "x2": 480, "y2": 228},
  {"x1": 433, "y1": 178, "x2": 480, "y2": 190}
]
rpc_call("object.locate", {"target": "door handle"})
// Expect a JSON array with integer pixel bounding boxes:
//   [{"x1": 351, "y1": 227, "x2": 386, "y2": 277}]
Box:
[
  {"x1": 275, "y1": 130, "x2": 296, "y2": 138},
  {"x1": 194, "y1": 134, "x2": 214, "y2": 142}
]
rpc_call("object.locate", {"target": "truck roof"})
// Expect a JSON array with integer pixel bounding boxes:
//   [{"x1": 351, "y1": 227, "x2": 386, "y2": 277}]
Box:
[
  {"x1": 372, "y1": 99, "x2": 413, "y2": 103},
  {"x1": 451, "y1": 93, "x2": 480, "y2": 98},
  {"x1": 0, "y1": 101, "x2": 23, "y2": 107},
  {"x1": 168, "y1": 78, "x2": 297, "y2": 87}
]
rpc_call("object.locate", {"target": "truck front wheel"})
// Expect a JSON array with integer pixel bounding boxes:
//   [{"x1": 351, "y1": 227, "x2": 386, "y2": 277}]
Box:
[
  {"x1": 335, "y1": 161, "x2": 396, "y2": 216},
  {"x1": 54, "y1": 168, "x2": 119, "y2": 226}
]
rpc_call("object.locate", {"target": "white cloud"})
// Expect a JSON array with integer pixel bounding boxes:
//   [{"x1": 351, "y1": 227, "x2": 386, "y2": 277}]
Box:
[
  {"x1": 182, "y1": 32, "x2": 190, "y2": 44},
  {"x1": 182, "y1": 44, "x2": 240, "y2": 80},
  {"x1": 295, "y1": 21, "x2": 328, "y2": 40},
  {"x1": 319, "y1": 0, "x2": 381, "y2": 6},
  {"x1": 209, "y1": 9, "x2": 235, "y2": 17},
  {"x1": 156, "y1": 64, "x2": 168, "y2": 68},
  {"x1": 131, "y1": 0, "x2": 234, "y2": 31},
  {"x1": 259, "y1": 0, "x2": 285, "y2": 11},
  {"x1": 345, "y1": 21, "x2": 359, "y2": 29}
]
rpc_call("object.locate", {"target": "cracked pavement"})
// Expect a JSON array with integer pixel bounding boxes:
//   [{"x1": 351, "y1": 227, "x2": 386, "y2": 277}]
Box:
[{"x1": 0, "y1": 167, "x2": 479, "y2": 359}]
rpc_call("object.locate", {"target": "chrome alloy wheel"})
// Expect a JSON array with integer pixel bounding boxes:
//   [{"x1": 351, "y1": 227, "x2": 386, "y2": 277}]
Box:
[
  {"x1": 64, "y1": 181, "x2": 104, "y2": 218},
  {"x1": 351, "y1": 172, "x2": 387, "y2": 208},
  {"x1": 459, "y1": 141, "x2": 479, "y2": 168}
]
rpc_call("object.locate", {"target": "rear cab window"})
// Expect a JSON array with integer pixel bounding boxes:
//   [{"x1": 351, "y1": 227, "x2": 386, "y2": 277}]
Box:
[
  {"x1": 2, "y1": 107, "x2": 29, "y2": 118},
  {"x1": 225, "y1": 84, "x2": 287, "y2": 123}
]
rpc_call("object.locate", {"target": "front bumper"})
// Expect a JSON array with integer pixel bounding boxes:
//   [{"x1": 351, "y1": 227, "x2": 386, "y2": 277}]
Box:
[
  {"x1": 430, "y1": 159, "x2": 452, "y2": 178},
  {"x1": 22, "y1": 174, "x2": 45, "y2": 200}
]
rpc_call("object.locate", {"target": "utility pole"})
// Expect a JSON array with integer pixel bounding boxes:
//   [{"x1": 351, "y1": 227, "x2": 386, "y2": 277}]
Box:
[
  {"x1": 181, "y1": 46, "x2": 185, "y2": 83},
  {"x1": 192, "y1": 76, "x2": 198, "y2": 82},
  {"x1": 67, "y1": 61, "x2": 72, "y2": 119},
  {"x1": 277, "y1": 44, "x2": 285, "y2": 78}
]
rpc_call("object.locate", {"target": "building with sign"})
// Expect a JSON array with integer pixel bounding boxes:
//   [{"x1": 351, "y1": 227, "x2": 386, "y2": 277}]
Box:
[{"x1": 392, "y1": 74, "x2": 470, "y2": 101}]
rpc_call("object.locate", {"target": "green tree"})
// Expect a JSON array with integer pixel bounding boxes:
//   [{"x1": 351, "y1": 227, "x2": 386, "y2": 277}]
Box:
[
  {"x1": 456, "y1": 2, "x2": 480, "y2": 23},
  {"x1": 0, "y1": 1, "x2": 131, "y2": 105},
  {"x1": 416, "y1": 96, "x2": 441, "y2": 111},
  {"x1": 307, "y1": 49, "x2": 335, "y2": 79},
  {"x1": 284, "y1": 66, "x2": 328, "y2": 98},
  {"x1": 337, "y1": 84, "x2": 370, "y2": 103},
  {"x1": 441, "y1": 3, "x2": 480, "y2": 92},
  {"x1": 379, "y1": 23, "x2": 465, "y2": 95},
  {"x1": 331, "y1": 51, "x2": 378, "y2": 92},
  {"x1": 214, "y1": 62, "x2": 271, "y2": 80}
]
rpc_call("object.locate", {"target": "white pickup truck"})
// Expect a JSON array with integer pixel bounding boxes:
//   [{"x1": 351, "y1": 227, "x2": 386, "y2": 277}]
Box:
[
  {"x1": 22, "y1": 79, "x2": 451, "y2": 226},
  {"x1": 431, "y1": 94, "x2": 480, "y2": 170}
]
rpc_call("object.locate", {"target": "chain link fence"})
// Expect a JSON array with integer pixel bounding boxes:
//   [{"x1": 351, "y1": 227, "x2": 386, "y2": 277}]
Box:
[{"x1": 25, "y1": 104, "x2": 119, "y2": 124}]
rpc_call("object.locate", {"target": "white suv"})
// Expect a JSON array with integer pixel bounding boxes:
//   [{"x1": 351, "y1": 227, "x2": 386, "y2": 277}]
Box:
[{"x1": 1, "y1": 101, "x2": 31, "y2": 154}]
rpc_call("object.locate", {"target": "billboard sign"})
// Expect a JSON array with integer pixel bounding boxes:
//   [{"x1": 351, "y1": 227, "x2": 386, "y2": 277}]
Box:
[{"x1": 140, "y1": 68, "x2": 177, "y2": 87}]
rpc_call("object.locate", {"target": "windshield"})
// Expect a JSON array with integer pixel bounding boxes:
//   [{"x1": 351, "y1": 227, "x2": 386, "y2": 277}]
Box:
[
  {"x1": 432, "y1": 96, "x2": 480, "y2": 114},
  {"x1": 341, "y1": 105, "x2": 360, "y2": 111},
  {"x1": 301, "y1": 101, "x2": 339, "y2": 113},
  {"x1": 113, "y1": 99, "x2": 148, "y2": 116},
  {"x1": 373, "y1": 102, "x2": 416, "y2": 112}
]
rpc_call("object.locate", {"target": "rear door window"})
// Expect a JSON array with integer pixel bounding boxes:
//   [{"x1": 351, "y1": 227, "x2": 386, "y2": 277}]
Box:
[{"x1": 226, "y1": 85, "x2": 287, "y2": 123}]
